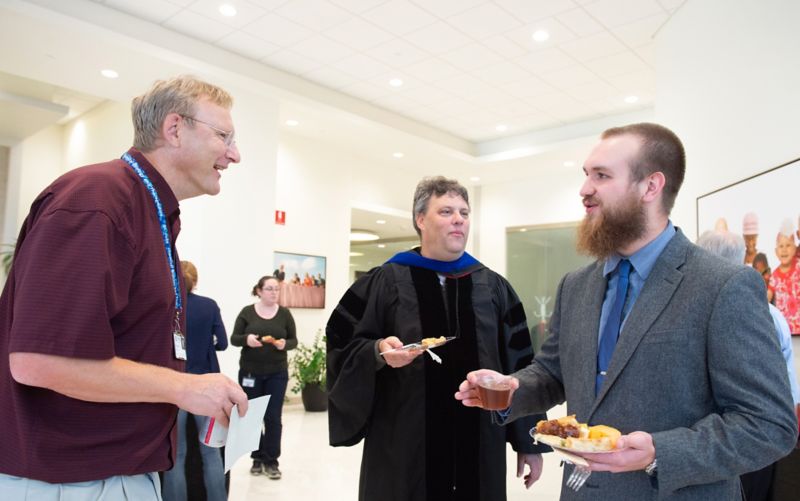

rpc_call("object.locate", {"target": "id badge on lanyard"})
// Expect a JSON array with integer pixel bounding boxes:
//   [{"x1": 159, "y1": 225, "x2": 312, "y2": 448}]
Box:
[{"x1": 122, "y1": 152, "x2": 185, "y2": 360}]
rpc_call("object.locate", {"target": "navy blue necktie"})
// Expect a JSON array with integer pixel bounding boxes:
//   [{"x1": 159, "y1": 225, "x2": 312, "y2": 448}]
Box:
[{"x1": 596, "y1": 259, "x2": 632, "y2": 396}]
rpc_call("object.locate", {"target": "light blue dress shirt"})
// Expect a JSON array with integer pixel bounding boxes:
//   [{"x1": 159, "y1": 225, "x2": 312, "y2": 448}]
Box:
[
  {"x1": 598, "y1": 221, "x2": 676, "y2": 343},
  {"x1": 769, "y1": 304, "x2": 800, "y2": 405}
]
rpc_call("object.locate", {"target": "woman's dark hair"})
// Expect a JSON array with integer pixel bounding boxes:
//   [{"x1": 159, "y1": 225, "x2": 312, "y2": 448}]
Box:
[
  {"x1": 753, "y1": 252, "x2": 769, "y2": 269},
  {"x1": 252, "y1": 275, "x2": 278, "y2": 296}
]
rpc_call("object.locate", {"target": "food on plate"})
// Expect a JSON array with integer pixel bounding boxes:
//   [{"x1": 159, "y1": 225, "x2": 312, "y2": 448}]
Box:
[
  {"x1": 533, "y1": 415, "x2": 621, "y2": 452},
  {"x1": 420, "y1": 336, "x2": 446, "y2": 348}
]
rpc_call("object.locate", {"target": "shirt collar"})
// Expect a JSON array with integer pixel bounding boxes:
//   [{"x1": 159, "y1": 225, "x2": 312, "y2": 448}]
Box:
[
  {"x1": 603, "y1": 221, "x2": 676, "y2": 279},
  {"x1": 126, "y1": 147, "x2": 180, "y2": 219}
]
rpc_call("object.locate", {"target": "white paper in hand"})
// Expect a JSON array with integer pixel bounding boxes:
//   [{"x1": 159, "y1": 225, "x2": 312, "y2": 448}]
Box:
[{"x1": 224, "y1": 395, "x2": 271, "y2": 472}]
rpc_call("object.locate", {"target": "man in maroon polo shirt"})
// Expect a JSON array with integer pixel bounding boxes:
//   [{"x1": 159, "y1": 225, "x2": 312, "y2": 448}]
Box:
[{"x1": 0, "y1": 76, "x2": 249, "y2": 499}]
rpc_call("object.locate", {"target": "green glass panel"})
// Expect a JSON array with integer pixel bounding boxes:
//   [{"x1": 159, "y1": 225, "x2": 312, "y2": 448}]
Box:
[{"x1": 506, "y1": 224, "x2": 593, "y2": 351}]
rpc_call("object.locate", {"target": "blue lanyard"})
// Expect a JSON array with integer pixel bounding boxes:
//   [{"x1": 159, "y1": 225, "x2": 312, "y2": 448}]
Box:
[{"x1": 121, "y1": 152, "x2": 182, "y2": 315}]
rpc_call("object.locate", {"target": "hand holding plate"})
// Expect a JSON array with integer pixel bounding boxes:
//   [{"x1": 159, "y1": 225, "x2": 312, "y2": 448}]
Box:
[{"x1": 379, "y1": 336, "x2": 425, "y2": 368}]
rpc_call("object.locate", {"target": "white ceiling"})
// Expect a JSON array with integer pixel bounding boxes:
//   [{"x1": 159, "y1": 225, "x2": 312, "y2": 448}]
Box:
[
  {"x1": 0, "y1": 0, "x2": 675, "y2": 242},
  {"x1": 88, "y1": 0, "x2": 677, "y2": 143}
]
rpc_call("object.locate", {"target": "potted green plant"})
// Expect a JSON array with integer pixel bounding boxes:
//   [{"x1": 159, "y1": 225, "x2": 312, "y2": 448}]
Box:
[
  {"x1": 1, "y1": 241, "x2": 15, "y2": 277},
  {"x1": 290, "y1": 329, "x2": 327, "y2": 412}
]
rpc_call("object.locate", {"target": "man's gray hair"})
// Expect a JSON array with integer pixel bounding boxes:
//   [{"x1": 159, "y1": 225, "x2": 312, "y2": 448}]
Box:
[
  {"x1": 412, "y1": 176, "x2": 469, "y2": 236},
  {"x1": 131, "y1": 75, "x2": 233, "y2": 152},
  {"x1": 696, "y1": 229, "x2": 746, "y2": 265}
]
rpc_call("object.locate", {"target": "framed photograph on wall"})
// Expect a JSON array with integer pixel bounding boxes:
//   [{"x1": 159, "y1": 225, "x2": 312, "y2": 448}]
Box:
[
  {"x1": 273, "y1": 251, "x2": 326, "y2": 309},
  {"x1": 696, "y1": 156, "x2": 800, "y2": 334}
]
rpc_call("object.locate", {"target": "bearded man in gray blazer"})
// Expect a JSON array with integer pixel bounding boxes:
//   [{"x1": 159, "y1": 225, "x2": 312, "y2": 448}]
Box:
[{"x1": 456, "y1": 123, "x2": 797, "y2": 500}]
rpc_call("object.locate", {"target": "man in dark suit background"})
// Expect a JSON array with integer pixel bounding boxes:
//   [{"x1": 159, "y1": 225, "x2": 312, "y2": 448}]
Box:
[{"x1": 457, "y1": 123, "x2": 797, "y2": 500}]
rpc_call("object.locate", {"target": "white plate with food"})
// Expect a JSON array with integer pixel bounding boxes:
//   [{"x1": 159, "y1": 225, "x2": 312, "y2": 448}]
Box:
[
  {"x1": 529, "y1": 415, "x2": 623, "y2": 455},
  {"x1": 379, "y1": 336, "x2": 456, "y2": 354}
]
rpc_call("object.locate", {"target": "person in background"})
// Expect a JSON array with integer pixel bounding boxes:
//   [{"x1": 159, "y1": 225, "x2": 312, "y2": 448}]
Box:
[
  {"x1": 163, "y1": 260, "x2": 229, "y2": 501},
  {"x1": 742, "y1": 212, "x2": 760, "y2": 265},
  {"x1": 456, "y1": 123, "x2": 797, "y2": 500},
  {"x1": 0, "y1": 75, "x2": 247, "y2": 500},
  {"x1": 769, "y1": 220, "x2": 800, "y2": 334},
  {"x1": 273, "y1": 264, "x2": 286, "y2": 282},
  {"x1": 753, "y1": 252, "x2": 772, "y2": 292},
  {"x1": 230, "y1": 276, "x2": 297, "y2": 480},
  {"x1": 696, "y1": 229, "x2": 800, "y2": 501},
  {"x1": 327, "y1": 176, "x2": 549, "y2": 501}
]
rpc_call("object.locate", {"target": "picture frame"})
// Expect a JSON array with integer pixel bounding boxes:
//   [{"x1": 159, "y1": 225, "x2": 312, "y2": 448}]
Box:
[
  {"x1": 696, "y1": 156, "x2": 800, "y2": 334},
  {"x1": 696, "y1": 157, "x2": 800, "y2": 268},
  {"x1": 272, "y1": 251, "x2": 326, "y2": 309}
]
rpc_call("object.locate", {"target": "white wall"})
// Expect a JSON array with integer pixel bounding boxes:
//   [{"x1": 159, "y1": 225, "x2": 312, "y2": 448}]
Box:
[
  {"x1": 657, "y1": 0, "x2": 800, "y2": 236},
  {"x1": 656, "y1": 0, "x2": 800, "y2": 384},
  {"x1": 3, "y1": 125, "x2": 64, "y2": 245},
  {"x1": 477, "y1": 162, "x2": 589, "y2": 276}
]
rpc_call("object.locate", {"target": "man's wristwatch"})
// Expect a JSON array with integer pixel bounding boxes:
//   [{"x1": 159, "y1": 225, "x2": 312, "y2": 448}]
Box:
[{"x1": 645, "y1": 458, "x2": 658, "y2": 477}]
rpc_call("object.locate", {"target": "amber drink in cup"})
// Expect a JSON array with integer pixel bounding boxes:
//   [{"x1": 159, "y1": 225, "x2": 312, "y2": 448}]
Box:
[{"x1": 476, "y1": 375, "x2": 513, "y2": 410}]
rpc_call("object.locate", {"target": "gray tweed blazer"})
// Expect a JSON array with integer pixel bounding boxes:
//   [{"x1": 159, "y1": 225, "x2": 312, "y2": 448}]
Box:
[{"x1": 509, "y1": 229, "x2": 797, "y2": 500}]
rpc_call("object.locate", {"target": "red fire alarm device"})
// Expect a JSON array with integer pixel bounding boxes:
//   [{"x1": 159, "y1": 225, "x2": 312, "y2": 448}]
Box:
[{"x1": 275, "y1": 210, "x2": 286, "y2": 225}]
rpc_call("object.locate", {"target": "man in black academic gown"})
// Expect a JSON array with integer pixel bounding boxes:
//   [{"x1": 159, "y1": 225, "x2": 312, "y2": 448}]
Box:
[{"x1": 326, "y1": 176, "x2": 549, "y2": 501}]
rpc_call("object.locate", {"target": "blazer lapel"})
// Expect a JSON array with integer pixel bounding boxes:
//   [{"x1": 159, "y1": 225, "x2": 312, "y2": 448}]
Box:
[
  {"x1": 589, "y1": 231, "x2": 690, "y2": 414},
  {"x1": 574, "y1": 263, "x2": 608, "y2": 417}
]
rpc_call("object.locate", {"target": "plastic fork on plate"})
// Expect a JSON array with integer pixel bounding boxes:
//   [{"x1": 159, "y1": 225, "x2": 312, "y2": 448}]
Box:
[{"x1": 565, "y1": 464, "x2": 591, "y2": 491}]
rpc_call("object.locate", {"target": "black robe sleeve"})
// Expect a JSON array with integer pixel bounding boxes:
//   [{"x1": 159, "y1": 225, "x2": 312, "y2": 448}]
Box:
[
  {"x1": 494, "y1": 274, "x2": 551, "y2": 454},
  {"x1": 326, "y1": 266, "x2": 396, "y2": 447}
]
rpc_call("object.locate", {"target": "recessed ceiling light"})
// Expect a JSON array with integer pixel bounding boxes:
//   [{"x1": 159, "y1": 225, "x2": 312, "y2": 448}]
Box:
[
  {"x1": 219, "y1": 4, "x2": 237, "y2": 17},
  {"x1": 563, "y1": 160, "x2": 576, "y2": 167},
  {"x1": 470, "y1": 176, "x2": 480, "y2": 182},
  {"x1": 532, "y1": 30, "x2": 550, "y2": 42},
  {"x1": 350, "y1": 229, "x2": 379, "y2": 242},
  {"x1": 285, "y1": 119, "x2": 299, "y2": 126},
  {"x1": 100, "y1": 69, "x2": 118, "y2": 79},
  {"x1": 377, "y1": 244, "x2": 386, "y2": 248},
  {"x1": 495, "y1": 124, "x2": 508, "y2": 132},
  {"x1": 376, "y1": 219, "x2": 386, "y2": 225},
  {"x1": 520, "y1": 228, "x2": 528, "y2": 232},
  {"x1": 393, "y1": 152, "x2": 404, "y2": 158},
  {"x1": 349, "y1": 251, "x2": 364, "y2": 257},
  {"x1": 389, "y1": 78, "x2": 403, "y2": 87},
  {"x1": 624, "y1": 95, "x2": 639, "y2": 104}
]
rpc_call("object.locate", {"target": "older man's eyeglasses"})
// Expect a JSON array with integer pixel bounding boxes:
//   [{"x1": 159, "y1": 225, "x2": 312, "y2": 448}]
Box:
[
  {"x1": 261, "y1": 286, "x2": 279, "y2": 292},
  {"x1": 181, "y1": 115, "x2": 236, "y2": 147}
]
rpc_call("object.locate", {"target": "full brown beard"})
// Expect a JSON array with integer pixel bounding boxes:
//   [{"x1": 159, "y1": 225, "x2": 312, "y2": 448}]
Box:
[{"x1": 576, "y1": 190, "x2": 647, "y2": 259}]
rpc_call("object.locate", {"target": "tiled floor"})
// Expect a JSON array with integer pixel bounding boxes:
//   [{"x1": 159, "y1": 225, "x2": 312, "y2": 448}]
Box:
[{"x1": 227, "y1": 403, "x2": 566, "y2": 501}]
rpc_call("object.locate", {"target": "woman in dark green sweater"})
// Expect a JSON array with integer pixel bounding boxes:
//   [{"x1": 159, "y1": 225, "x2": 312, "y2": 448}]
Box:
[{"x1": 230, "y1": 275, "x2": 297, "y2": 480}]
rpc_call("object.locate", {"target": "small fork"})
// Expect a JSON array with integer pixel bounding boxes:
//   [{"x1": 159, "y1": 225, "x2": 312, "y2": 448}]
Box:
[{"x1": 565, "y1": 464, "x2": 591, "y2": 491}]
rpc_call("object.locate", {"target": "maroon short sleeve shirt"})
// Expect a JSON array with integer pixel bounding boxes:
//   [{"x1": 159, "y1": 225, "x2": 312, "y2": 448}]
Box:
[{"x1": 0, "y1": 148, "x2": 186, "y2": 483}]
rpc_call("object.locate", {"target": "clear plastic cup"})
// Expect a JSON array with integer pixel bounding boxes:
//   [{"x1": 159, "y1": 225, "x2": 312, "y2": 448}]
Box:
[{"x1": 476, "y1": 375, "x2": 513, "y2": 411}]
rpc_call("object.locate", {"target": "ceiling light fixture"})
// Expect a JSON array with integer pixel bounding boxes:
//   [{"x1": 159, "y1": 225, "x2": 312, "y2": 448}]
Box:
[
  {"x1": 393, "y1": 152, "x2": 404, "y2": 158},
  {"x1": 349, "y1": 251, "x2": 364, "y2": 257},
  {"x1": 624, "y1": 95, "x2": 639, "y2": 104},
  {"x1": 350, "y1": 229, "x2": 379, "y2": 242},
  {"x1": 532, "y1": 30, "x2": 550, "y2": 42},
  {"x1": 100, "y1": 69, "x2": 119, "y2": 79},
  {"x1": 389, "y1": 78, "x2": 403, "y2": 87},
  {"x1": 376, "y1": 219, "x2": 386, "y2": 225},
  {"x1": 377, "y1": 244, "x2": 386, "y2": 248},
  {"x1": 520, "y1": 228, "x2": 528, "y2": 232},
  {"x1": 495, "y1": 124, "x2": 508, "y2": 132},
  {"x1": 219, "y1": 4, "x2": 237, "y2": 17},
  {"x1": 285, "y1": 119, "x2": 299, "y2": 126}
]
